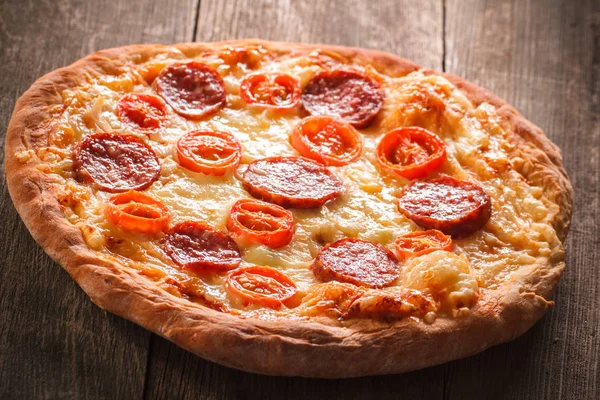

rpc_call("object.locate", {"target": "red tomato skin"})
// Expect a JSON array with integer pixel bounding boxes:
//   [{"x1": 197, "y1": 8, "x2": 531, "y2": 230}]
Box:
[
  {"x1": 376, "y1": 127, "x2": 446, "y2": 180},
  {"x1": 226, "y1": 266, "x2": 297, "y2": 309},
  {"x1": 290, "y1": 116, "x2": 362, "y2": 166},
  {"x1": 176, "y1": 130, "x2": 242, "y2": 176},
  {"x1": 227, "y1": 199, "x2": 294, "y2": 248}
]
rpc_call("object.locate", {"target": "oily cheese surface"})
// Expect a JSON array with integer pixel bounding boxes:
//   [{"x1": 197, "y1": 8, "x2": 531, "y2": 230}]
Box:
[
  {"x1": 5, "y1": 41, "x2": 571, "y2": 377},
  {"x1": 37, "y1": 46, "x2": 556, "y2": 314}
]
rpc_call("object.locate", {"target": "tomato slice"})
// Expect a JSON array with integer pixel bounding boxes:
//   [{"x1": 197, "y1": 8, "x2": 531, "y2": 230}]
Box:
[
  {"x1": 240, "y1": 73, "x2": 301, "y2": 110},
  {"x1": 117, "y1": 93, "x2": 168, "y2": 132},
  {"x1": 394, "y1": 230, "x2": 452, "y2": 260},
  {"x1": 105, "y1": 191, "x2": 170, "y2": 235},
  {"x1": 227, "y1": 199, "x2": 294, "y2": 248},
  {"x1": 176, "y1": 130, "x2": 242, "y2": 176},
  {"x1": 290, "y1": 116, "x2": 362, "y2": 166},
  {"x1": 376, "y1": 127, "x2": 446, "y2": 179},
  {"x1": 226, "y1": 266, "x2": 298, "y2": 308}
]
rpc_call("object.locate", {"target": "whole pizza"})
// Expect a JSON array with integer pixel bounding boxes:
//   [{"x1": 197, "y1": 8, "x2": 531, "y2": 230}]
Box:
[{"x1": 5, "y1": 40, "x2": 572, "y2": 377}]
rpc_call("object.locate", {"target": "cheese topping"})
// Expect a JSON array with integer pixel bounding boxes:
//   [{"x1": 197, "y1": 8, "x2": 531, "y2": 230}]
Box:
[
  {"x1": 400, "y1": 251, "x2": 479, "y2": 313},
  {"x1": 29, "y1": 46, "x2": 560, "y2": 322}
]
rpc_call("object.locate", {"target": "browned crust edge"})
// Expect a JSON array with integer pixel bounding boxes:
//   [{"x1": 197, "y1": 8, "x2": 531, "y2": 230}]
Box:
[{"x1": 4, "y1": 39, "x2": 573, "y2": 378}]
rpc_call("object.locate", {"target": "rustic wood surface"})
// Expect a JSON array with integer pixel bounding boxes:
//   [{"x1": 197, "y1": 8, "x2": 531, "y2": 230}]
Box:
[{"x1": 0, "y1": 0, "x2": 597, "y2": 399}]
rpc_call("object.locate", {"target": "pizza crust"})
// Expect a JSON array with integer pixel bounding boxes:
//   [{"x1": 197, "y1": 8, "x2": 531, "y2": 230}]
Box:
[{"x1": 5, "y1": 40, "x2": 572, "y2": 377}]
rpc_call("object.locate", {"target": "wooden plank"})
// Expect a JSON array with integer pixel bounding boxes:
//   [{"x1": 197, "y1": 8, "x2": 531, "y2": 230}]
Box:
[
  {"x1": 146, "y1": 335, "x2": 446, "y2": 400},
  {"x1": 143, "y1": 1, "x2": 444, "y2": 399},
  {"x1": 0, "y1": 0, "x2": 197, "y2": 398},
  {"x1": 443, "y1": 1, "x2": 599, "y2": 399},
  {"x1": 195, "y1": 0, "x2": 443, "y2": 69}
]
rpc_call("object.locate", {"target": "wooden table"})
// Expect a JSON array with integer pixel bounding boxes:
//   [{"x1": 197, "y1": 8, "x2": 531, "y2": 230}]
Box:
[{"x1": 1, "y1": 0, "x2": 597, "y2": 398}]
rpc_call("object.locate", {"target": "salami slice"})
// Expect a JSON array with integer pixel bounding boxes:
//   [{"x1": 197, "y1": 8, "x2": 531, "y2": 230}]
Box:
[
  {"x1": 397, "y1": 176, "x2": 492, "y2": 237},
  {"x1": 301, "y1": 70, "x2": 384, "y2": 128},
  {"x1": 311, "y1": 238, "x2": 400, "y2": 288},
  {"x1": 154, "y1": 61, "x2": 226, "y2": 119},
  {"x1": 73, "y1": 133, "x2": 160, "y2": 193},
  {"x1": 163, "y1": 221, "x2": 241, "y2": 272},
  {"x1": 240, "y1": 156, "x2": 342, "y2": 208}
]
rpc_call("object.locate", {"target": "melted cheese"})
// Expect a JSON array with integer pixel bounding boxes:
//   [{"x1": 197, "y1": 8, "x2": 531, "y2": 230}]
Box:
[
  {"x1": 400, "y1": 251, "x2": 479, "y2": 313},
  {"x1": 32, "y1": 47, "x2": 560, "y2": 319}
]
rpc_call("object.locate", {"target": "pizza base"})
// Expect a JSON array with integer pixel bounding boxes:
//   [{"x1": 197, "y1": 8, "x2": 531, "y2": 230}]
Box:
[{"x1": 5, "y1": 40, "x2": 572, "y2": 377}]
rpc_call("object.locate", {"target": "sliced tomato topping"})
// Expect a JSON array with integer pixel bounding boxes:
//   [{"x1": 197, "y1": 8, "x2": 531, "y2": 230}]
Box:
[
  {"x1": 240, "y1": 73, "x2": 301, "y2": 110},
  {"x1": 226, "y1": 266, "x2": 297, "y2": 308},
  {"x1": 176, "y1": 130, "x2": 242, "y2": 176},
  {"x1": 105, "y1": 191, "x2": 170, "y2": 235},
  {"x1": 163, "y1": 221, "x2": 241, "y2": 272},
  {"x1": 227, "y1": 199, "x2": 294, "y2": 248},
  {"x1": 376, "y1": 127, "x2": 446, "y2": 180},
  {"x1": 290, "y1": 116, "x2": 362, "y2": 166},
  {"x1": 117, "y1": 93, "x2": 168, "y2": 132},
  {"x1": 394, "y1": 230, "x2": 452, "y2": 260}
]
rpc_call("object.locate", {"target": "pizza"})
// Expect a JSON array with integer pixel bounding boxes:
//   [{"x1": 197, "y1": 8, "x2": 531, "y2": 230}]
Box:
[{"x1": 5, "y1": 40, "x2": 572, "y2": 377}]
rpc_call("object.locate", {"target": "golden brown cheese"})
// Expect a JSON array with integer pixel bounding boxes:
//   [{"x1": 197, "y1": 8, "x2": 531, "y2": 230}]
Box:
[{"x1": 32, "y1": 47, "x2": 560, "y2": 321}]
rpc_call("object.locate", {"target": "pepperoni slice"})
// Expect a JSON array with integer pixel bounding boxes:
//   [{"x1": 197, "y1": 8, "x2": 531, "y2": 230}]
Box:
[
  {"x1": 154, "y1": 61, "x2": 226, "y2": 119},
  {"x1": 397, "y1": 177, "x2": 492, "y2": 237},
  {"x1": 117, "y1": 93, "x2": 168, "y2": 132},
  {"x1": 240, "y1": 73, "x2": 301, "y2": 110},
  {"x1": 105, "y1": 191, "x2": 170, "y2": 235},
  {"x1": 241, "y1": 156, "x2": 343, "y2": 208},
  {"x1": 394, "y1": 230, "x2": 452, "y2": 260},
  {"x1": 312, "y1": 238, "x2": 400, "y2": 288},
  {"x1": 226, "y1": 266, "x2": 298, "y2": 309},
  {"x1": 227, "y1": 199, "x2": 294, "y2": 248},
  {"x1": 163, "y1": 221, "x2": 241, "y2": 272},
  {"x1": 301, "y1": 70, "x2": 384, "y2": 128},
  {"x1": 290, "y1": 116, "x2": 362, "y2": 166},
  {"x1": 377, "y1": 127, "x2": 446, "y2": 180},
  {"x1": 176, "y1": 130, "x2": 242, "y2": 176},
  {"x1": 73, "y1": 133, "x2": 160, "y2": 193}
]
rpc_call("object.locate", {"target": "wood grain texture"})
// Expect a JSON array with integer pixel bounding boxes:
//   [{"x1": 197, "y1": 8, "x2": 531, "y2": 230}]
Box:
[
  {"x1": 195, "y1": 0, "x2": 443, "y2": 69},
  {"x1": 1, "y1": 0, "x2": 598, "y2": 399},
  {"x1": 0, "y1": 0, "x2": 196, "y2": 398},
  {"x1": 444, "y1": 0, "x2": 599, "y2": 399}
]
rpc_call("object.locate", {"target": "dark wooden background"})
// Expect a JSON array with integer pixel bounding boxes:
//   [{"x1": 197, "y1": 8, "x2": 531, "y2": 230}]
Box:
[{"x1": 1, "y1": 0, "x2": 598, "y2": 399}]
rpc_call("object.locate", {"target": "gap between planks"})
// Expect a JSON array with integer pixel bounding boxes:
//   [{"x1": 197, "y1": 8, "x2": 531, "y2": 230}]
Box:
[{"x1": 142, "y1": 1, "x2": 202, "y2": 397}]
